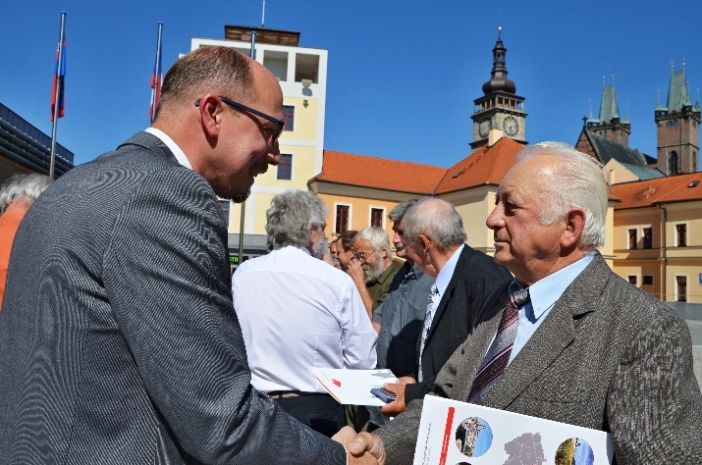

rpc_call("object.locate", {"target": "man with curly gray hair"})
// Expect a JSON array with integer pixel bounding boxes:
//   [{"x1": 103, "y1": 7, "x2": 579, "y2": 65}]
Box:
[
  {"x1": 0, "y1": 173, "x2": 51, "y2": 307},
  {"x1": 232, "y1": 189, "x2": 377, "y2": 438}
]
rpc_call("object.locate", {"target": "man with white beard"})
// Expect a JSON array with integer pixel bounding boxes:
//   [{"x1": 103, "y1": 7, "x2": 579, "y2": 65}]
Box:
[
  {"x1": 349, "y1": 227, "x2": 403, "y2": 320},
  {"x1": 232, "y1": 189, "x2": 377, "y2": 437}
]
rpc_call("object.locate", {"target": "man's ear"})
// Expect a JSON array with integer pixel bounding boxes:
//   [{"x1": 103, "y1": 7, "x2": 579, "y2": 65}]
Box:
[
  {"x1": 561, "y1": 208, "x2": 586, "y2": 249},
  {"x1": 380, "y1": 245, "x2": 389, "y2": 259},
  {"x1": 197, "y1": 94, "x2": 224, "y2": 141},
  {"x1": 417, "y1": 233, "x2": 431, "y2": 252}
]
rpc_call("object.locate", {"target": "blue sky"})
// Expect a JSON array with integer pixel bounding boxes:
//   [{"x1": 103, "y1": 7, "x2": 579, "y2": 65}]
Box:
[{"x1": 1, "y1": 1, "x2": 700, "y2": 167}]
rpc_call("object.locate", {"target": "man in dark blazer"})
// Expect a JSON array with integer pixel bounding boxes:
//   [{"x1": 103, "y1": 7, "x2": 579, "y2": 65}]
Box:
[
  {"x1": 0, "y1": 46, "x2": 380, "y2": 464},
  {"x1": 379, "y1": 197, "x2": 511, "y2": 417},
  {"x1": 370, "y1": 142, "x2": 702, "y2": 464}
]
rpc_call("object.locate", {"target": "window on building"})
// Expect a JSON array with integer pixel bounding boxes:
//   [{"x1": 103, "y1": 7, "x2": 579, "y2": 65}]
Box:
[
  {"x1": 294, "y1": 53, "x2": 319, "y2": 83},
  {"x1": 628, "y1": 276, "x2": 637, "y2": 286},
  {"x1": 676, "y1": 276, "x2": 687, "y2": 302},
  {"x1": 668, "y1": 151, "x2": 680, "y2": 175},
  {"x1": 263, "y1": 50, "x2": 288, "y2": 82},
  {"x1": 335, "y1": 204, "x2": 349, "y2": 234},
  {"x1": 642, "y1": 227, "x2": 653, "y2": 249},
  {"x1": 676, "y1": 223, "x2": 687, "y2": 247},
  {"x1": 277, "y1": 154, "x2": 292, "y2": 180},
  {"x1": 220, "y1": 201, "x2": 230, "y2": 228},
  {"x1": 282, "y1": 105, "x2": 294, "y2": 132},
  {"x1": 370, "y1": 208, "x2": 384, "y2": 228},
  {"x1": 628, "y1": 229, "x2": 637, "y2": 249},
  {"x1": 642, "y1": 275, "x2": 654, "y2": 285}
]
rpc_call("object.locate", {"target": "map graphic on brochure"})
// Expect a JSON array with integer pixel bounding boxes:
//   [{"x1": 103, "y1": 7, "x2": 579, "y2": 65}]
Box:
[
  {"x1": 414, "y1": 396, "x2": 613, "y2": 465},
  {"x1": 309, "y1": 367, "x2": 397, "y2": 406}
]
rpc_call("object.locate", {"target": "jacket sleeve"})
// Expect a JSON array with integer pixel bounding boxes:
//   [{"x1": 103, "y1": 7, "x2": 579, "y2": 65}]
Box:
[
  {"x1": 606, "y1": 308, "x2": 702, "y2": 464},
  {"x1": 104, "y1": 168, "x2": 346, "y2": 464}
]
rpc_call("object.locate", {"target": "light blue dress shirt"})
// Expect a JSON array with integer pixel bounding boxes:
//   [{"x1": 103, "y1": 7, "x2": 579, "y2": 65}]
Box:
[
  {"x1": 508, "y1": 251, "x2": 596, "y2": 364},
  {"x1": 429, "y1": 243, "x2": 465, "y2": 319}
]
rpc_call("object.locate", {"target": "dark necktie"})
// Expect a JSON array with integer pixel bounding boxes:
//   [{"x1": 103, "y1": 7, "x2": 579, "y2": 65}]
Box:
[{"x1": 467, "y1": 286, "x2": 530, "y2": 405}]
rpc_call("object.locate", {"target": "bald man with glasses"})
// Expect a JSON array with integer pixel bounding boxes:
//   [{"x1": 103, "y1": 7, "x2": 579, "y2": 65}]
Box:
[{"x1": 0, "y1": 46, "x2": 382, "y2": 465}]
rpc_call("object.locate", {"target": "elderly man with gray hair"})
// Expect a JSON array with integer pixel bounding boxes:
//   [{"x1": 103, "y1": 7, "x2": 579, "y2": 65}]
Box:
[
  {"x1": 348, "y1": 227, "x2": 403, "y2": 319},
  {"x1": 0, "y1": 173, "x2": 51, "y2": 307},
  {"x1": 356, "y1": 141, "x2": 702, "y2": 464},
  {"x1": 378, "y1": 196, "x2": 511, "y2": 418},
  {"x1": 232, "y1": 189, "x2": 377, "y2": 437}
]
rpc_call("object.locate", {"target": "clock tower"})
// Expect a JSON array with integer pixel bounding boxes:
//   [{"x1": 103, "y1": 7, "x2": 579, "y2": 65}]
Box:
[{"x1": 470, "y1": 28, "x2": 527, "y2": 149}]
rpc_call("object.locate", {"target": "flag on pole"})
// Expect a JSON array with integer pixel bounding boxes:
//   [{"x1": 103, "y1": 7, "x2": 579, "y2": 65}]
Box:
[
  {"x1": 50, "y1": 35, "x2": 66, "y2": 122},
  {"x1": 149, "y1": 22, "x2": 163, "y2": 121}
]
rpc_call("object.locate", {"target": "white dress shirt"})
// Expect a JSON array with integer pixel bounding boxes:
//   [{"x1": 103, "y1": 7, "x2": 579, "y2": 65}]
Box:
[{"x1": 232, "y1": 245, "x2": 377, "y2": 394}]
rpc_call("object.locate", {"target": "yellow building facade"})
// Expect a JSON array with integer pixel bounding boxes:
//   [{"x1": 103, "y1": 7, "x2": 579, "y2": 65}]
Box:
[{"x1": 612, "y1": 174, "x2": 702, "y2": 303}]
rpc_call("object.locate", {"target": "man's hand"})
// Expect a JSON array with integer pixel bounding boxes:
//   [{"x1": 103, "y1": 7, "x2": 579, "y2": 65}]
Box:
[
  {"x1": 347, "y1": 258, "x2": 373, "y2": 318},
  {"x1": 333, "y1": 426, "x2": 386, "y2": 465},
  {"x1": 380, "y1": 383, "x2": 407, "y2": 417},
  {"x1": 397, "y1": 376, "x2": 416, "y2": 385},
  {"x1": 347, "y1": 258, "x2": 366, "y2": 286}
]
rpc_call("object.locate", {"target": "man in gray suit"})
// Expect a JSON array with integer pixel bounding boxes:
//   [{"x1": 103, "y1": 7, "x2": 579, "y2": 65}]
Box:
[
  {"x1": 0, "y1": 46, "x2": 381, "y2": 464},
  {"x1": 368, "y1": 142, "x2": 702, "y2": 464}
]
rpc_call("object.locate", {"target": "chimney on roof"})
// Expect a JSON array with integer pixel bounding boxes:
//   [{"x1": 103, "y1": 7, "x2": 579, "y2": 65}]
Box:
[{"x1": 488, "y1": 128, "x2": 504, "y2": 146}]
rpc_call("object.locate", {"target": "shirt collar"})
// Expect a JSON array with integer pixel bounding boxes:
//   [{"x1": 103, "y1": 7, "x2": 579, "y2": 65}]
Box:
[
  {"x1": 434, "y1": 243, "x2": 465, "y2": 298},
  {"x1": 145, "y1": 127, "x2": 192, "y2": 170},
  {"x1": 526, "y1": 251, "x2": 596, "y2": 320}
]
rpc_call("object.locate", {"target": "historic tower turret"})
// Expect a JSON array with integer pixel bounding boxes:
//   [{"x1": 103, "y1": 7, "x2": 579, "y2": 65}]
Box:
[
  {"x1": 655, "y1": 62, "x2": 700, "y2": 174},
  {"x1": 587, "y1": 75, "x2": 631, "y2": 147},
  {"x1": 470, "y1": 27, "x2": 527, "y2": 149}
]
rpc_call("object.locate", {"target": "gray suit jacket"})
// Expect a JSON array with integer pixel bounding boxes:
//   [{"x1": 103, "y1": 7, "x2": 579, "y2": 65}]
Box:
[
  {"x1": 377, "y1": 253, "x2": 702, "y2": 464},
  {"x1": 0, "y1": 133, "x2": 346, "y2": 464}
]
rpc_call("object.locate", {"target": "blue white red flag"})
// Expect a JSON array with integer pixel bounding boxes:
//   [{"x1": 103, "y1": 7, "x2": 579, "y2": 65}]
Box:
[{"x1": 51, "y1": 36, "x2": 66, "y2": 122}]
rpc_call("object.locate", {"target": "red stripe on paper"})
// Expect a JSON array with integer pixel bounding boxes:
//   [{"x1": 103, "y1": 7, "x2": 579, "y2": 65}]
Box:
[{"x1": 439, "y1": 407, "x2": 455, "y2": 465}]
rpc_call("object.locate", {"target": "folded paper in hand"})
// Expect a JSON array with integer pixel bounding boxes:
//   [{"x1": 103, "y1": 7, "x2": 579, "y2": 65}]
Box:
[{"x1": 309, "y1": 367, "x2": 397, "y2": 407}]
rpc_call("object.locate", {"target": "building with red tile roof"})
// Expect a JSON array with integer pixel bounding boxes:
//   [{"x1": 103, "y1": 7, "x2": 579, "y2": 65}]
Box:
[
  {"x1": 310, "y1": 133, "x2": 618, "y2": 260},
  {"x1": 611, "y1": 173, "x2": 702, "y2": 303}
]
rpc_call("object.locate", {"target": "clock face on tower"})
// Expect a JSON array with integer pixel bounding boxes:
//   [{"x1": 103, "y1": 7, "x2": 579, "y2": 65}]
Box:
[
  {"x1": 504, "y1": 116, "x2": 519, "y2": 137},
  {"x1": 479, "y1": 119, "x2": 491, "y2": 138}
]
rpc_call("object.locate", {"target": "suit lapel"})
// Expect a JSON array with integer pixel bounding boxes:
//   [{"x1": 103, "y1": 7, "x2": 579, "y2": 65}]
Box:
[
  {"x1": 453, "y1": 309, "x2": 503, "y2": 400},
  {"x1": 425, "y1": 246, "x2": 469, "y2": 344},
  {"x1": 482, "y1": 253, "x2": 611, "y2": 409}
]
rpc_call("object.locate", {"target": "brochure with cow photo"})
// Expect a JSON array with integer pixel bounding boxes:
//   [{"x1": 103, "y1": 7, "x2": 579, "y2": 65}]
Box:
[{"x1": 414, "y1": 396, "x2": 613, "y2": 465}]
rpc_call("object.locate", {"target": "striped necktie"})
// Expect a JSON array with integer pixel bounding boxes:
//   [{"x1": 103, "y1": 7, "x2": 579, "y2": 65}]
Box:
[
  {"x1": 467, "y1": 286, "x2": 530, "y2": 405},
  {"x1": 417, "y1": 284, "x2": 439, "y2": 383}
]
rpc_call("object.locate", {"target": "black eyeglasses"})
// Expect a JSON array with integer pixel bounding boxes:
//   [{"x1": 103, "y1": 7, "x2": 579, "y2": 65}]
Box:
[{"x1": 195, "y1": 95, "x2": 285, "y2": 144}]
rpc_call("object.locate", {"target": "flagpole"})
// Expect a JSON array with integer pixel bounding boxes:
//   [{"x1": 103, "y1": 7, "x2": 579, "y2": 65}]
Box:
[
  {"x1": 150, "y1": 22, "x2": 163, "y2": 123},
  {"x1": 237, "y1": 31, "x2": 257, "y2": 266},
  {"x1": 50, "y1": 12, "x2": 66, "y2": 181}
]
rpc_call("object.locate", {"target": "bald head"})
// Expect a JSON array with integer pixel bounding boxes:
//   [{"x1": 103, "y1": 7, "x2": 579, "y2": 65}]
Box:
[
  {"x1": 402, "y1": 198, "x2": 467, "y2": 252},
  {"x1": 154, "y1": 46, "x2": 255, "y2": 121}
]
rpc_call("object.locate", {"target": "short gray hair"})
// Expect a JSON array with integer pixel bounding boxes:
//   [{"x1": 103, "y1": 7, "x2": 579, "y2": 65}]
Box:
[
  {"x1": 388, "y1": 199, "x2": 418, "y2": 222},
  {"x1": 0, "y1": 174, "x2": 51, "y2": 213},
  {"x1": 402, "y1": 198, "x2": 466, "y2": 252},
  {"x1": 265, "y1": 190, "x2": 327, "y2": 250},
  {"x1": 515, "y1": 141, "x2": 609, "y2": 249},
  {"x1": 353, "y1": 227, "x2": 392, "y2": 255}
]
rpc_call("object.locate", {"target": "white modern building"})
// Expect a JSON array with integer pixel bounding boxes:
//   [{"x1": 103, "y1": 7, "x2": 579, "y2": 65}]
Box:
[{"x1": 191, "y1": 25, "x2": 328, "y2": 264}]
